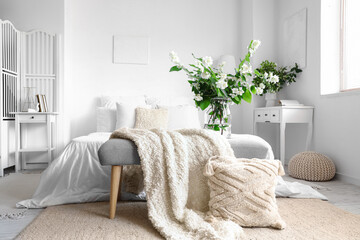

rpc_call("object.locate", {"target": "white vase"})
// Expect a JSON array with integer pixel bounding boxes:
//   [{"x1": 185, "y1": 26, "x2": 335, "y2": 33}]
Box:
[{"x1": 265, "y1": 93, "x2": 277, "y2": 107}]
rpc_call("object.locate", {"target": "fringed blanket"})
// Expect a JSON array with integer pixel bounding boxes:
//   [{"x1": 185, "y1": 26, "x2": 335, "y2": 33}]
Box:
[{"x1": 110, "y1": 128, "x2": 244, "y2": 240}]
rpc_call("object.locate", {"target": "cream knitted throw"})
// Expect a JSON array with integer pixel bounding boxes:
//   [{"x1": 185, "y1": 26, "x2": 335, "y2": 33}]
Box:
[{"x1": 110, "y1": 128, "x2": 244, "y2": 240}]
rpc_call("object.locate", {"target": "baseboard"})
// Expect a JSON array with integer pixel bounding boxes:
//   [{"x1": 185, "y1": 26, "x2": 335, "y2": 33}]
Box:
[{"x1": 335, "y1": 172, "x2": 360, "y2": 186}]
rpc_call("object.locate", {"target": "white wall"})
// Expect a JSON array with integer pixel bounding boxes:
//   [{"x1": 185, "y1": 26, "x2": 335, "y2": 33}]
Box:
[
  {"x1": 0, "y1": 0, "x2": 64, "y2": 34},
  {"x1": 276, "y1": 0, "x2": 360, "y2": 185},
  {"x1": 237, "y1": 0, "x2": 280, "y2": 157},
  {"x1": 64, "y1": 0, "x2": 243, "y2": 140}
]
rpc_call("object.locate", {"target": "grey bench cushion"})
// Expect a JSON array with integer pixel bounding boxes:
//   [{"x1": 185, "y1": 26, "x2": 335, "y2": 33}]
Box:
[
  {"x1": 98, "y1": 139, "x2": 141, "y2": 165},
  {"x1": 98, "y1": 134, "x2": 273, "y2": 166}
]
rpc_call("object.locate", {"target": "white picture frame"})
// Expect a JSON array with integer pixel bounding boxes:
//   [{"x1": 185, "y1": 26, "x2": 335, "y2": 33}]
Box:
[
  {"x1": 283, "y1": 8, "x2": 307, "y2": 68},
  {"x1": 113, "y1": 36, "x2": 149, "y2": 65}
]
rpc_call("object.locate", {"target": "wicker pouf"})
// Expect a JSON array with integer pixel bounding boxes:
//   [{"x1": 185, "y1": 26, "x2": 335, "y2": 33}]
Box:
[{"x1": 288, "y1": 151, "x2": 336, "y2": 181}]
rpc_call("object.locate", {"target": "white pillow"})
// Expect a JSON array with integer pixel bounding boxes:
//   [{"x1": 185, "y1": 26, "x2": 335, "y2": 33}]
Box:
[
  {"x1": 115, "y1": 102, "x2": 151, "y2": 129},
  {"x1": 101, "y1": 95, "x2": 146, "y2": 109},
  {"x1": 145, "y1": 95, "x2": 194, "y2": 108},
  {"x1": 96, "y1": 107, "x2": 116, "y2": 132},
  {"x1": 158, "y1": 105, "x2": 201, "y2": 130}
]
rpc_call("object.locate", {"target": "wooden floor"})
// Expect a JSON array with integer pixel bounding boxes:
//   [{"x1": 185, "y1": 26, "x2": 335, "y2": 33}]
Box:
[{"x1": 283, "y1": 174, "x2": 360, "y2": 215}]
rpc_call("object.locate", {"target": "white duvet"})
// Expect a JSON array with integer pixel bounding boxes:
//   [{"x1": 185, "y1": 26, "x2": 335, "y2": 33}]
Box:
[
  {"x1": 17, "y1": 133, "x2": 112, "y2": 208},
  {"x1": 17, "y1": 132, "x2": 326, "y2": 209}
]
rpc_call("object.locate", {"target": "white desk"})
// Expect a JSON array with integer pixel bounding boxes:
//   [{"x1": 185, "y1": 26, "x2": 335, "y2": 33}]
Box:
[
  {"x1": 253, "y1": 106, "x2": 314, "y2": 165},
  {"x1": 11, "y1": 112, "x2": 58, "y2": 172}
]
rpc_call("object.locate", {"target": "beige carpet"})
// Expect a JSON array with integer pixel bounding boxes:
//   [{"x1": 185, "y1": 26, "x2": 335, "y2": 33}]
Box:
[{"x1": 17, "y1": 199, "x2": 360, "y2": 240}]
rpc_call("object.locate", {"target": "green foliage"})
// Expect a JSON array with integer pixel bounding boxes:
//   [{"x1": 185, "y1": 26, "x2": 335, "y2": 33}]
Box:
[
  {"x1": 169, "y1": 66, "x2": 182, "y2": 72},
  {"x1": 252, "y1": 60, "x2": 302, "y2": 95},
  {"x1": 242, "y1": 89, "x2": 252, "y2": 103}
]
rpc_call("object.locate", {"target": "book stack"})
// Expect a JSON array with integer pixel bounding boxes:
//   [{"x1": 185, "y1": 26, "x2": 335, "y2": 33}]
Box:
[{"x1": 36, "y1": 94, "x2": 49, "y2": 112}]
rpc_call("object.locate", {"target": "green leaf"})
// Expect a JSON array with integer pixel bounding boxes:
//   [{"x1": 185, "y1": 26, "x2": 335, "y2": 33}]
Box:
[
  {"x1": 250, "y1": 85, "x2": 256, "y2": 94},
  {"x1": 170, "y1": 66, "x2": 182, "y2": 72},
  {"x1": 234, "y1": 96, "x2": 241, "y2": 104},
  {"x1": 245, "y1": 53, "x2": 250, "y2": 62},
  {"x1": 221, "y1": 89, "x2": 228, "y2": 97},
  {"x1": 199, "y1": 98, "x2": 211, "y2": 110},
  {"x1": 239, "y1": 59, "x2": 246, "y2": 69},
  {"x1": 254, "y1": 69, "x2": 261, "y2": 76},
  {"x1": 243, "y1": 89, "x2": 252, "y2": 103},
  {"x1": 213, "y1": 125, "x2": 220, "y2": 131}
]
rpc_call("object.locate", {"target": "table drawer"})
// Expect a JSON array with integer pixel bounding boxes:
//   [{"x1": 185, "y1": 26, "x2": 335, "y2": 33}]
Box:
[
  {"x1": 18, "y1": 114, "x2": 46, "y2": 123},
  {"x1": 270, "y1": 110, "x2": 280, "y2": 122},
  {"x1": 255, "y1": 110, "x2": 271, "y2": 122}
]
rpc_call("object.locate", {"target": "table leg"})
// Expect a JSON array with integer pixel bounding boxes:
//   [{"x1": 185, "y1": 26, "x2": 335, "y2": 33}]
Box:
[
  {"x1": 47, "y1": 115, "x2": 52, "y2": 164},
  {"x1": 305, "y1": 122, "x2": 313, "y2": 151},
  {"x1": 253, "y1": 121, "x2": 257, "y2": 135},
  {"x1": 280, "y1": 122, "x2": 286, "y2": 166},
  {"x1": 15, "y1": 118, "x2": 20, "y2": 172}
]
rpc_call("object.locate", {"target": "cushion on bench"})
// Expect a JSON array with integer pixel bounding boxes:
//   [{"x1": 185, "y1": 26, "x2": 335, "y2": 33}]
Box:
[{"x1": 98, "y1": 134, "x2": 273, "y2": 166}]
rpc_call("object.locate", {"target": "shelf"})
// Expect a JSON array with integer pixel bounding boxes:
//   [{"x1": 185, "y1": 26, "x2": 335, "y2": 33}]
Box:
[{"x1": 19, "y1": 147, "x2": 55, "y2": 153}]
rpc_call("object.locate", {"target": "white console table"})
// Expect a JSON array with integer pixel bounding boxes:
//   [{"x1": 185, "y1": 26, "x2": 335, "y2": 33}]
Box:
[
  {"x1": 253, "y1": 106, "x2": 314, "y2": 165},
  {"x1": 11, "y1": 112, "x2": 58, "y2": 172}
]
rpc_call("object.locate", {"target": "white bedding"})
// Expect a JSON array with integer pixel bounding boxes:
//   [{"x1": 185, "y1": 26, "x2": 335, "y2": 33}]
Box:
[
  {"x1": 17, "y1": 132, "x2": 326, "y2": 209},
  {"x1": 17, "y1": 133, "x2": 112, "y2": 208}
]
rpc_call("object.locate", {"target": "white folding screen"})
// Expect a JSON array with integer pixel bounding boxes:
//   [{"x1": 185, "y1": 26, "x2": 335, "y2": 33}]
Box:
[
  {"x1": 1, "y1": 20, "x2": 20, "y2": 119},
  {"x1": 21, "y1": 31, "x2": 57, "y2": 112},
  {"x1": 0, "y1": 20, "x2": 20, "y2": 176},
  {"x1": 0, "y1": 20, "x2": 59, "y2": 176}
]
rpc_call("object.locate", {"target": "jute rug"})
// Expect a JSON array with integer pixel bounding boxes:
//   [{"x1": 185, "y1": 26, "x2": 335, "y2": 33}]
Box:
[{"x1": 17, "y1": 199, "x2": 360, "y2": 240}]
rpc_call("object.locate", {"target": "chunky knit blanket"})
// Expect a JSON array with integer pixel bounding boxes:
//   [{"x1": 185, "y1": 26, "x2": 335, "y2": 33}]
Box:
[{"x1": 110, "y1": 128, "x2": 244, "y2": 240}]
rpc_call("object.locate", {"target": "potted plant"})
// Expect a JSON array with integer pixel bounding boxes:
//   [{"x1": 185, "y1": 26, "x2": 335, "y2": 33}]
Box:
[
  {"x1": 169, "y1": 40, "x2": 262, "y2": 137},
  {"x1": 251, "y1": 60, "x2": 302, "y2": 107}
]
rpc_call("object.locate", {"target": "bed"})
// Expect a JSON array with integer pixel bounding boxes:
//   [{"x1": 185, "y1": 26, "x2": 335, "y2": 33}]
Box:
[
  {"x1": 17, "y1": 95, "x2": 326, "y2": 208},
  {"x1": 17, "y1": 131, "x2": 277, "y2": 208}
]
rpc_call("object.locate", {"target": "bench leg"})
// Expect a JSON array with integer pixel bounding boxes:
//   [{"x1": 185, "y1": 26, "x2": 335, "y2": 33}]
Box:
[{"x1": 110, "y1": 165, "x2": 122, "y2": 219}]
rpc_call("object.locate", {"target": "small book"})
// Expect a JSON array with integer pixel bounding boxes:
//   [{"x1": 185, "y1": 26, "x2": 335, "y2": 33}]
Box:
[
  {"x1": 36, "y1": 94, "x2": 43, "y2": 112},
  {"x1": 278, "y1": 100, "x2": 304, "y2": 106},
  {"x1": 42, "y1": 95, "x2": 48, "y2": 112}
]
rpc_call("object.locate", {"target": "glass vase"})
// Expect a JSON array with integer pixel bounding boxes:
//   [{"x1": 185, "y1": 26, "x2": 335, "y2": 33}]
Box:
[
  {"x1": 204, "y1": 97, "x2": 232, "y2": 138},
  {"x1": 21, "y1": 87, "x2": 37, "y2": 112}
]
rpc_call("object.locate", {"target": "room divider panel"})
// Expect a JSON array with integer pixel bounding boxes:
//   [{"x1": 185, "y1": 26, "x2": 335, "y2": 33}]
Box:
[
  {"x1": 0, "y1": 20, "x2": 20, "y2": 177},
  {"x1": 0, "y1": 20, "x2": 59, "y2": 176}
]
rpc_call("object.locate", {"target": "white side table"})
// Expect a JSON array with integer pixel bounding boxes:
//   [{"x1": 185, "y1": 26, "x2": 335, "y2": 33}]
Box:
[
  {"x1": 253, "y1": 106, "x2": 314, "y2": 165},
  {"x1": 11, "y1": 112, "x2": 58, "y2": 172}
]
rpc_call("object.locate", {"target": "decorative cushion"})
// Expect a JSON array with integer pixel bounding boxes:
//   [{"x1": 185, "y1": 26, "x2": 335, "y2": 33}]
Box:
[
  {"x1": 288, "y1": 151, "x2": 336, "y2": 181},
  {"x1": 134, "y1": 107, "x2": 168, "y2": 129},
  {"x1": 157, "y1": 105, "x2": 201, "y2": 130},
  {"x1": 100, "y1": 95, "x2": 146, "y2": 109},
  {"x1": 96, "y1": 107, "x2": 116, "y2": 132},
  {"x1": 204, "y1": 156, "x2": 286, "y2": 229},
  {"x1": 115, "y1": 103, "x2": 151, "y2": 130},
  {"x1": 124, "y1": 107, "x2": 168, "y2": 195}
]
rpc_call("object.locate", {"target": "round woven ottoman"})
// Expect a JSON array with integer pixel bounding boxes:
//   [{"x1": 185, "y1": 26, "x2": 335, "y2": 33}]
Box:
[{"x1": 288, "y1": 151, "x2": 336, "y2": 181}]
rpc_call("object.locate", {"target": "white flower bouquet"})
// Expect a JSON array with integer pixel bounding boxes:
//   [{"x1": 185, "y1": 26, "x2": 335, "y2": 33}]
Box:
[{"x1": 169, "y1": 40, "x2": 262, "y2": 133}]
